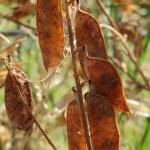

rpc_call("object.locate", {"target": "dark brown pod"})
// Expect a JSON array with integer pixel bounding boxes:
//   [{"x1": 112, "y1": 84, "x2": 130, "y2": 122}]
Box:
[
  {"x1": 76, "y1": 9, "x2": 107, "y2": 77},
  {"x1": 85, "y1": 92, "x2": 119, "y2": 150},
  {"x1": 5, "y1": 67, "x2": 33, "y2": 135},
  {"x1": 66, "y1": 92, "x2": 119, "y2": 150},
  {"x1": 87, "y1": 57, "x2": 130, "y2": 113},
  {"x1": 37, "y1": 0, "x2": 64, "y2": 70}
]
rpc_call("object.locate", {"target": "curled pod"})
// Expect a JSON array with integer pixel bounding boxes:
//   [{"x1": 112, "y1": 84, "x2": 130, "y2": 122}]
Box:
[
  {"x1": 75, "y1": 9, "x2": 107, "y2": 77},
  {"x1": 87, "y1": 57, "x2": 130, "y2": 113},
  {"x1": 37, "y1": 0, "x2": 64, "y2": 70},
  {"x1": 5, "y1": 67, "x2": 33, "y2": 135}
]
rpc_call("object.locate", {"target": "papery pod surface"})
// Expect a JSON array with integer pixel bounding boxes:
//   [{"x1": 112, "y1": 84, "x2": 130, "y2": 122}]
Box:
[
  {"x1": 5, "y1": 67, "x2": 33, "y2": 135},
  {"x1": 85, "y1": 92, "x2": 119, "y2": 150},
  {"x1": 37, "y1": 0, "x2": 64, "y2": 70},
  {"x1": 87, "y1": 57, "x2": 130, "y2": 113},
  {"x1": 66, "y1": 100, "x2": 87, "y2": 150},
  {"x1": 76, "y1": 9, "x2": 107, "y2": 77}
]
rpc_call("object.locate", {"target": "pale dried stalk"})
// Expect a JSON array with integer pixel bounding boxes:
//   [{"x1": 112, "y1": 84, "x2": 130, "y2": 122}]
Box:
[{"x1": 96, "y1": 0, "x2": 119, "y2": 30}]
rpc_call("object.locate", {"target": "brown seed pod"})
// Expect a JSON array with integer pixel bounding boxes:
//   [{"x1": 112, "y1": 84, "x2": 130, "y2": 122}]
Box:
[
  {"x1": 36, "y1": 0, "x2": 64, "y2": 70},
  {"x1": 66, "y1": 100, "x2": 87, "y2": 150},
  {"x1": 66, "y1": 93, "x2": 119, "y2": 150},
  {"x1": 85, "y1": 92, "x2": 119, "y2": 150},
  {"x1": 87, "y1": 57, "x2": 130, "y2": 113},
  {"x1": 5, "y1": 67, "x2": 33, "y2": 135},
  {"x1": 75, "y1": 9, "x2": 107, "y2": 77}
]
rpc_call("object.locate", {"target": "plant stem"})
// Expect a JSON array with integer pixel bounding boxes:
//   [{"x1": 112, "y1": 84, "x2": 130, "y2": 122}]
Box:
[
  {"x1": 96, "y1": 0, "x2": 119, "y2": 30},
  {"x1": 4, "y1": 62, "x2": 57, "y2": 150},
  {"x1": 0, "y1": 13, "x2": 36, "y2": 32},
  {"x1": 65, "y1": 1, "x2": 93, "y2": 150}
]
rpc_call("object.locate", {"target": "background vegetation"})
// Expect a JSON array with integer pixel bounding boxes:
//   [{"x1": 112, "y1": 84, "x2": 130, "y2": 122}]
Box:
[{"x1": 0, "y1": 0, "x2": 150, "y2": 149}]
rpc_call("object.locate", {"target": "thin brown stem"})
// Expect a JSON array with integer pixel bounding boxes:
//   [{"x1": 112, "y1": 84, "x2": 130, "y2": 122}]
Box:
[
  {"x1": 96, "y1": 0, "x2": 119, "y2": 30},
  {"x1": 4, "y1": 62, "x2": 57, "y2": 150},
  {"x1": 100, "y1": 24, "x2": 150, "y2": 90},
  {"x1": 0, "y1": 13, "x2": 36, "y2": 32},
  {"x1": 65, "y1": 1, "x2": 93, "y2": 150}
]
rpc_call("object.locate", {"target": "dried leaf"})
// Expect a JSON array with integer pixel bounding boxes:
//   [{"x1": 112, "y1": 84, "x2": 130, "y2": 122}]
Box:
[
  {"x1": 66, "y1": 93, "x2": 119, "y2": 150},
  {"x1": 75, "y1": 9, "x2": 107, "y2": 77},
  {"x1": 37, "y1": 0, "x2": 64, "y2": 70},
  {"x1": 66, "y1": 100, "x2": 87, "y2": 150},
  {"x1": 87, "y1": 57, "x2": 130, "y2": 112},
  {"x1": 5, "y1": 67, "x2": 33, "y2": 135},
  {"x1": 86, "y1": 92, "x2": 119, "y2": 150}
]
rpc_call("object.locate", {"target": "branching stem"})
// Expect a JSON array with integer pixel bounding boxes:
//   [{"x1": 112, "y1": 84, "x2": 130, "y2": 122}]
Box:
[{"x1": 65, "y1": 1, "x2": 93, "y2": 150}]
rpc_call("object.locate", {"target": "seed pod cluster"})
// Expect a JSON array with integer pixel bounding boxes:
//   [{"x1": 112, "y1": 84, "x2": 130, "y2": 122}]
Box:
[
  {"x1": 5, "y1": 67, "x2": 33, "y2": 135},
  {"x1": 75, "y1": 7, "x2": 130, "y2": 113},
  {"x1": 66, "y1": 5, "x2": 130, "y2": 150}
]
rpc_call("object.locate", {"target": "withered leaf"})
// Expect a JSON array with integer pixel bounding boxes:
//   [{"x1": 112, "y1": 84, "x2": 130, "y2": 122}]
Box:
[
  {"x1": 37, "y1": 0, "x2": 64, "y2": 70},
  {"x1": 75, "y1": 9, "x2": 107, "y2": 77},
  {"x1": 5, "y1": 67, "x2": 33, "y2": 135},
  {"x1": 66, "y1": 100, "x2": 87, "y2": 150},
  {"x1": 87, "y1": 57, "x2": 130, "y2": 113},
  {"x1": 85, "y1": 92, "x2": 119, "y2": 150},
  {"x1": 66, "y1": 93, "x2": 119, "y2": 150}
]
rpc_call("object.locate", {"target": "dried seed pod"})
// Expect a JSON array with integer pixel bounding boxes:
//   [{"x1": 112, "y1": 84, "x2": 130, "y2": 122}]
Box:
[
  {"x1": 85, "y1": 92, "x2": 119, "y2": 150},
  {"x1": 87, "y1": 57, "x2": 130, "y2": 113},
  {"x1": 5, "y1": 67, "x2": 33, "y2": 135},
  {"x1": 37, "y1": 0, "x2": 64, "y2": 70},
  {"x1": 66, "y1": 93, "x2": 119, "y2": 150},
  {"x1": 66, "y1": 100, "x2": 87, "y2": 150},
  {"x1": 76, "y1": 9, "x2": 107, "y2": 77}
]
